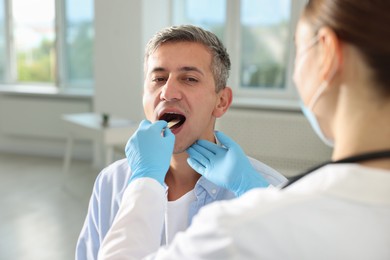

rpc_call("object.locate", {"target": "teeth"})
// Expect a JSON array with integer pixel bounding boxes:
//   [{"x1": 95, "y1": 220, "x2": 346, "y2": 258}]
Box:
[{"x1": 167, "y1": 119, "x2": 180, "y2": 129}]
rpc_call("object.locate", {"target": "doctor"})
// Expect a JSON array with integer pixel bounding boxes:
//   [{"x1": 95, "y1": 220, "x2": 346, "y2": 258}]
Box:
[{"x1": 99, "y1": 0, "x2": 390, "y2": 259}]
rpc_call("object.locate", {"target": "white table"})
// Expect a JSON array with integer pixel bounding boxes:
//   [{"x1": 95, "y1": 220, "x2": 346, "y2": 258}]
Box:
[{"x1": 62, "y1": 113, "x2": 138, "y2": 175}]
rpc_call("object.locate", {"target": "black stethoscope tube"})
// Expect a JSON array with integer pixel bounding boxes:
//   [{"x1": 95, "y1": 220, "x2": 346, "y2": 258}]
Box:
[{"x1": 282, "y1": 150, "x2": 390, "y2": 188}]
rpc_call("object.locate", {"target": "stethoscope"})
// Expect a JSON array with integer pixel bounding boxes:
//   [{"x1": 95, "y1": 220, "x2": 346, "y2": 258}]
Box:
[{"x1": 282, "y1": 150, "x2": 390, "y2": 188}]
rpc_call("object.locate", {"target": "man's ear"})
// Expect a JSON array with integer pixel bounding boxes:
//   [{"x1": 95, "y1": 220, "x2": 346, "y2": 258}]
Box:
[
  {"x1": 212, "y1": 86, "x2": 233, "y2": 118},
  {"x1": 317, "y1": 27, "x2": 343, "y2": 82}
]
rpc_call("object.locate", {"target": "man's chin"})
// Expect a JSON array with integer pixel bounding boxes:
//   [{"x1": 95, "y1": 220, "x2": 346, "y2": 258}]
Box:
[
  {"x1": 172, "y1": 142, "x2": 193, "y2": 155},
  {"x1": 173, "y1": 148, "x2": 188, "y2": 155}
]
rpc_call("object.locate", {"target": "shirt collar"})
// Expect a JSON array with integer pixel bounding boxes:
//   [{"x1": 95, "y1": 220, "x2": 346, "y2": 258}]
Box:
[{"x1": 194, "y1": 176, "x2": 223, "y2": 199}]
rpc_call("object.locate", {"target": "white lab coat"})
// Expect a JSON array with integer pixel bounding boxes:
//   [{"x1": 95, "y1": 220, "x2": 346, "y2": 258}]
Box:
[{"x1": 98, "y1": 164, "x2": 390, "y2": 260}]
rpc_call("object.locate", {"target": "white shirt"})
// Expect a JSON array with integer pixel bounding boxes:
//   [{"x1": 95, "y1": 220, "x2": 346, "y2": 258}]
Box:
[
  {"x1": 162, "y1": 190, "x2": 196, "y2": 245},
  {"x1": 99, "y1": 163, "x2": 390, "y2": 260}
]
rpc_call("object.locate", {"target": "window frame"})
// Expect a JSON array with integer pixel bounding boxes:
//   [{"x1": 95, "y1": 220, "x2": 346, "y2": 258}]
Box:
[
  {"x1": 0, "y1": 0, "x2": 94, "y2": 93},
  {"x1": 4, "y1": 0, "x2": 14, "y2": 83},
  {"x1": 169, "y1": 0, "x2": 307, "y2": 110}
]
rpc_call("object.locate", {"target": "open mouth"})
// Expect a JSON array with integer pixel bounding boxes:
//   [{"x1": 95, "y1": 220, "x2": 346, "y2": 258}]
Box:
[{"x1": 159, "y1": 112, "x2": 186, "y2": 130}]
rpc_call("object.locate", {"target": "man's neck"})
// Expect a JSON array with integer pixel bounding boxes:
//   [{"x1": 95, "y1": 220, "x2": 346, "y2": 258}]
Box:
[{"x1": 165, "y1": 152, "x2": 201, "y2": 201}]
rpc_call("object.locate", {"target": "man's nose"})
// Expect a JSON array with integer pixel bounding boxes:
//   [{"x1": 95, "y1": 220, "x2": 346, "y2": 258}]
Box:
[{"x1": 160, "y1": 78, "x2": 182, "y2": 101}]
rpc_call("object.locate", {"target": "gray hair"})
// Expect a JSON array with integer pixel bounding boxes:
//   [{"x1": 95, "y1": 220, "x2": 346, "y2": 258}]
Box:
[{"x1": 144, "y1": 25, "x2": 231, "y2": 92}]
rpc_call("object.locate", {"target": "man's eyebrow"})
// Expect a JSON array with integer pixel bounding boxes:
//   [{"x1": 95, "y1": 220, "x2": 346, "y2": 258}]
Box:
[
  {"x1": 180, "y1": 66, "x2": 204, "y2": 76},
  {"x1": 150, "y1": 66, "x2": 204, "y2": 76},
  {"x1": 150, "y1": 67, "x2": 166, "y2": 73}
]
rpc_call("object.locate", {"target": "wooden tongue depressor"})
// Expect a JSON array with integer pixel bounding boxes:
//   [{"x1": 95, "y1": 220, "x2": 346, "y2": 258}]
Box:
[{"x1": 167, "y1": 119, "x2": 180, "y2": 129}]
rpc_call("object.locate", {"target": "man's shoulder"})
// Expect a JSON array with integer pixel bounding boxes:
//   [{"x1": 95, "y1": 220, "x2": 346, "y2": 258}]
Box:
[
  {"x1": 247, "y1": 156, "x2": 287, "y2": 186},
  {"x1": 94, "y1": 158, "x2": 132, "y2": 194},
  {"x1": 76, "y1": 159, "x2": 133, "y2": 259}
]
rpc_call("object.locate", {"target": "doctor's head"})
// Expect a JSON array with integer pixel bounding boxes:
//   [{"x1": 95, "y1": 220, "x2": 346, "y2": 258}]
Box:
[
  {"x1": 142, "y1": 25, "x2": 233, "y2": 153},
  {"x1": 293, "y1": 0, "x2": 390, "y2": 147}
]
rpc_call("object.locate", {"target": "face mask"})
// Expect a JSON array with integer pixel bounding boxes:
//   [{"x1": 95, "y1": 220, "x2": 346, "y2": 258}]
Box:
[
  {"x1": 297, "y1": 34, "x2": 336, "y2": 147},
  {"x1": 300, "y1": 81, "x2": 334, "y2": 147}
]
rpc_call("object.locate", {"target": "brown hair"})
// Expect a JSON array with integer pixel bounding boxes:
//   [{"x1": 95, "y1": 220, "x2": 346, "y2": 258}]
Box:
[{"x1": 302, "y1": 0, "x2": 390, "y2": 95}]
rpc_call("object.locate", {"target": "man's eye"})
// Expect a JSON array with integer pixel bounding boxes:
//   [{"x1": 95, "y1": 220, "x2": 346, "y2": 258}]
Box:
[
  {"x1": 152, "y1": 77, "x2": 166, "y2": 82},
  {"x1": 184, "y1": 77, "x2": 198, "y2": 83}
]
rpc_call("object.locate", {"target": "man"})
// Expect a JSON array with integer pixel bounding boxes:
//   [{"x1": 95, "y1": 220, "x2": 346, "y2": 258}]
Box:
[{"x1": 76, "y1": 25, "x2": 286, "y2": 259}]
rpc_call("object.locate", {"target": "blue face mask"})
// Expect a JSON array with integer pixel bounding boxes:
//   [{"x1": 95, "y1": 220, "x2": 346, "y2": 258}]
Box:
[{"x1": 300, "y1": 102, "x2": 334, "y2": 147}]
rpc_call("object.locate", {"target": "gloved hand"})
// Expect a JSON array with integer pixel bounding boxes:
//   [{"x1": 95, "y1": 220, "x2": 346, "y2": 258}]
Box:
[
  {"x1": 186, "y1": 131, "x2": 269, "y2": 196},
  {"x1": 126, "y1": 120, "x2": 175, "y2": 186}
]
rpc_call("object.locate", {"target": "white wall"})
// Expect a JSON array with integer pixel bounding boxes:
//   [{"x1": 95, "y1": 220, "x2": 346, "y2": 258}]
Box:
[
  {"x1": 217, "y1": 109, "x2": 332, "y2": 177},
  {"x1": 94, "y1": 0, "x2": 144, "y2": 121},
  {"x1": 0, "y1": 93, "x2": 93, "y2": 158}
]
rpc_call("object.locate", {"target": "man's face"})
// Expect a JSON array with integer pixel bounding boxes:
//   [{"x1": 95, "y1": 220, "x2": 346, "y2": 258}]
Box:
[{"x1": 143, "y1": 42, "x2": 225, "y2": 153}]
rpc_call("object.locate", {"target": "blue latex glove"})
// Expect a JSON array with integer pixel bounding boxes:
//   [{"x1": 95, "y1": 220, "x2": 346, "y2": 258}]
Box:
[
  {"x1": 126, "y1": 120, "x2": 175, "y2": 186},
  {"x1": 186, "y1": 131, "x2": 269, "y2": 196}
]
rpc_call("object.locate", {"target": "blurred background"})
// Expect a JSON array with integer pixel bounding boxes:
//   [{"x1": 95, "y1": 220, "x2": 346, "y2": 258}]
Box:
[{"x1": 0, "y1": 0, "x2": 331, "y2": 259}]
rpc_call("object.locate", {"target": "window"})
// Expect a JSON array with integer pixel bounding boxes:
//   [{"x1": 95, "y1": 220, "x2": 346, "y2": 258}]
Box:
[
  {"x1": 0, "y1": 1, "x2": 7, "y2": 81},
  {"x1": 0, "y1": 0, "x2": 94, "y2": 90},
  {"x1": 172, "y1": 0, "x2": 302, "y2": 106},
  {"x1": 12, "y1": 0, "x2": 55, "y2": 83},
  {"x1": 172, "y1": 0, "x2": 226, "y2": 41},
  {"x1": 240, "y1": 0, "x2": 290, "y2": 89},
  {"x1": 63, "y1": 0, "x2": 94, "y2": 88}
]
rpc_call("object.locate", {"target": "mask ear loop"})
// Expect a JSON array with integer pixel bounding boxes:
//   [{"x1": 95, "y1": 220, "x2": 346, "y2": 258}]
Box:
[
  {"x1": 304, "y1": 36, "x2": 320, "y2": 53},
  {"x1": 308, "y1": 61, "x2": 338, "y2": 110},
  {"x1": 308, "y1": 81, "x2": 327, "y2": 110}
]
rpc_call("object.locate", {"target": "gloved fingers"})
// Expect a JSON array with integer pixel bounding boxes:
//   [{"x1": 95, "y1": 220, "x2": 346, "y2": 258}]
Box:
[
  {"x1": 187, "y1": 146, "x2": 212, "y2": 167},
  {"x1": 195, "y1": 139, "x2": 224, "y2": 155},
  {"x1": 149, "y1": 120, "x2": 168, "y2": 133},
  {"x1": 214, "y1": 131, "x2": 238, "y2": 149},
  {"x1": 125, "y1": 137, "x2": 131, "y2": 155},
  {"x1": 126, "y1": 120, "x2": 150, "y2": 151},
  {"x1": 187, "y1": 146, "x2": 209, "y2": 163},
  {"x1": 186, "y1": 157, "x2": 206, "y2": 175},
  {"x1": 138, "y1": 119, "x2": 152, "y2": 130},
  {"x1": 190, "y1": 142, "x2": 217, "y2": 158},
  {"x1": 163, "y1": 129, "x2": 175, "y2": 154},
  {"x1": 125, "y1": 120, "x2": 171, "y2": 155},
  {"x1": 126, "y1": 120, "x2": 156, "y2": 152},
  {"x1": 125, "y1": 131, "x2": 138, "y2": 155},
  {"x1": 162, "y1": 126, "x2": 175, "y2": 141}
]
